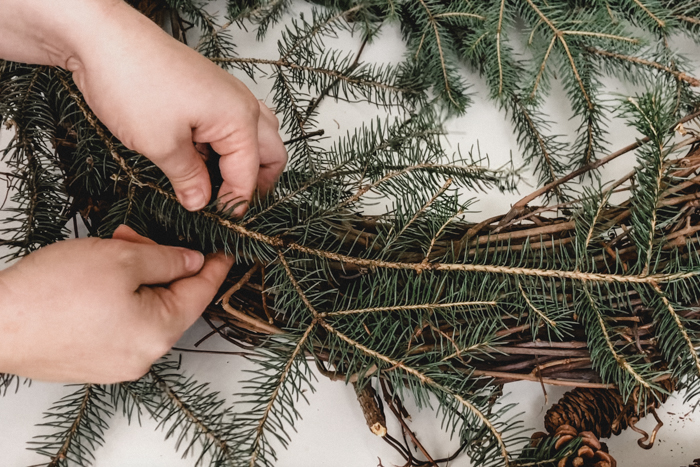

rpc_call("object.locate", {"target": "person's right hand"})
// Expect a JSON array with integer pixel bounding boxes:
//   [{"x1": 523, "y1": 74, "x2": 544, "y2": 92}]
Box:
[{"x1": 0, "y1": 225, "x2": 233, "y2": 384}]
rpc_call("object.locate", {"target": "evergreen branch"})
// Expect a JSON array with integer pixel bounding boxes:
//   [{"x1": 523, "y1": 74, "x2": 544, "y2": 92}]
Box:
[
  {"x1": 423, "y1": 209, "x2": 464, "y2": 261},
  {"x1": 587, "y1": 47, "x2": 700, "y2": 86},
  {"x1": 277, "y1": 251, "x2": 320, "y2": 318},
  {"x1": 149, "y1": 370, "x2": 235, "y2": 463},
  {"x1": 632, "y1": 0, "x2": 666, "y2": 28},
  {"x1": 624, "y1": 91, "x2": 675, "y2": 274},
  {"x1": 248, "y1": 323, "x2": 316, "y2": 467},
  {"x1": 394, "y1": 177, "x2": 452, "y2": 240},
  {"x1": 246, "y1": 118, "x2": 445, "y2": 227},
  {"x1": 276, "y1": 68, "x2": 307, "y2": 134},
  {"x1": 416, "y1": 0, "x2": 459, "y2": 108},
  {"x1": 496, "y1": 0, "x2": 506, "y2": 96},
  {"x1": 0, "y1": 65, "x2": 70, "y2": 257},
  {"x1": 317, "y1": 319, "x2": 512, "y2": 466},
  {"x1": 640, "y1": 154, "x2": 662, "y2": 276},
  {"x1": 238, "y1": 252, "x2": 319, "y2": 465},
  {"x1": 580, "y1": 285, "x2": 652, "y2": 393},
  {"x1": 512, "y1": 98, "x2": 561, "y2": 190},
  {"x1": 561, "y1": 30, "x2": 639, "y2": 43},
  {"x1": 30, "y1": 384, "x2": 111, "y2": 467},
  {"x1": 676, "y1": 14, "x2": 700, "y2": 25},
  {"x1": 321, "y1": 301, "x2": 498, "y2": 317},
  {"x1": 241, "y1": 162, "x2": 346, "y2": 226},
  {"x1": 277, "y1": 251, "x2": 513, "y2": 464},
  {"x1": 337, "y1": 163, "x2": 493, "y2": 209},
  {"x1": 211, "y1": 57, "x2": 415, "y2": 93},
  {"x1": 583, "y1": 189, "x2": 613, "y2": 251},
  {"x1": 281, "y1": 4, "x2": 364, "y2": 61},
  {"x1": 301, "y1": 37, "x2": 369, "y2": 125},
  {"x1": 54, "y1": 72, "x2": 144, "y2": 188},
  {"x1": 524, "y1": 0, "x2": 557, "y2": 31},
  {"x1": 119, "y1": 360, "x2": 244, "y2": 466},
  {"x1": 58, "y1": 116, "x2": 695, "y2": 290},
  {"x1": 518, "y1": 282, "x2": 557, "y2": 329},
  {"x1": 197, "y1": 204, "x2": 700, "y2": 284},
  {"x1": 530, "y1": 35, "x2": 557, "y2": 99},
  {"x1": 440, "y1": 341, "x2": 498, "y2": 363},
  {"x1": 523, "y1": 0, "x2": 592, "y2": 108},
  {"x1": 242, "y1": 0, "x2": 285, "y2": 21},
  {"x1": 434, "y1": 12, "x2": 486, "y2": 21},
  {"x1": 651, "y1": 283, "x2": 700, "y2": 376},
  {"x1": 558, "y1": 36, "x2": 592, "y2": 110},
  {"x1": 47, "y1": 385, "x2": 93, "y2": 467},
  {"x1": 414, "y1": 31, "x2": 427, "y2": 60},
  {"x1": 20, "y1": 66, "x2": 44, "y2": 110}
]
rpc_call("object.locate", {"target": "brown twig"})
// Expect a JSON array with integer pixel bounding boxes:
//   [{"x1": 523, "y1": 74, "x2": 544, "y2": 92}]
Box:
[{"x1": 504, "y1": 111, "x2": 700, "y2": 221}]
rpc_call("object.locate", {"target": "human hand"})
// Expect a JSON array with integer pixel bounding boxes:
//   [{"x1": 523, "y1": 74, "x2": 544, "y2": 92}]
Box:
[
  {"x1": 1, "y1": 0, "x2": 287, "y2": 214},
  {"x1": 65, "y1": 1, "x2": 287, "y2": 214},
  {"x1": 0, "y1": 225, "x2": 233, "y2": 384}
]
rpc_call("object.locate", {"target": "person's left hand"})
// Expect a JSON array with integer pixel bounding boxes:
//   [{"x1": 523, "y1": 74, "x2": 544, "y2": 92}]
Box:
[{"x1": 0, "y1": 224, "x2": 234, "y2": 383}]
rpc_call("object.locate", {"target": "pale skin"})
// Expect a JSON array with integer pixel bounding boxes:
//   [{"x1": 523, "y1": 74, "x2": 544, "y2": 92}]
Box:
[{"x1": 0, "y1": 0, "x2": 288, "y2": 383}]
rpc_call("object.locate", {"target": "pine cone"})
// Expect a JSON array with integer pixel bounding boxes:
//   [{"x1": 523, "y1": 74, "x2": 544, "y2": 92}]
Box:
[
  {"x1": 544, "y1": 382, "x2": 674, "y2": 440},
  {"x1": 544, "y1": 388, "x2": 627, "y2": 439},
  {"x1": 532, "y1": 425, "x2": 616, "y2": 467}
]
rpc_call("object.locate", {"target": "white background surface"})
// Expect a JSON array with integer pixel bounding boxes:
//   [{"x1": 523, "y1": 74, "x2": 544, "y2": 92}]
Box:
[{"x1": 2, "y1": 2, "x2": 700, "y2": 466}]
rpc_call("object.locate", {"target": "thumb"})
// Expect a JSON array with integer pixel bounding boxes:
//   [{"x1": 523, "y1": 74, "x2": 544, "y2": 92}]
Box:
[
  {"x1": 117, "y1": 241, "x2": 206, "y2": 287},
  {"x1": 159, "y1": 143, "x2": 212, "y2": 211},
  {"x1": 146, "y1": 251, "x2": 235, "y2": 331}
]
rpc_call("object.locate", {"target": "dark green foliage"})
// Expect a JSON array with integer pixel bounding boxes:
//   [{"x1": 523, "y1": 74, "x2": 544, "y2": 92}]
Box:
[
  {"x1": 111, "y1": 358, "x2": 241, "y2": 466},
  {"x1": 29, "y1": 384, "x2": 113, "y2": 467}
]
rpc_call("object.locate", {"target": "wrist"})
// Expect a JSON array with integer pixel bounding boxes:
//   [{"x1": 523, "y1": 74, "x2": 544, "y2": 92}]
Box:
[{"x1": 0, "y1": 0, "x2": 125, "y2": 69}]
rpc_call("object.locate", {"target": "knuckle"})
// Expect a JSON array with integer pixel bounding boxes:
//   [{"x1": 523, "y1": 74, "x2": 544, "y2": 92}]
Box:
[
  {"x1": 112, "y1": 244, "x2": 140, "y2": 269},
  {"x1": 242, "y1": 95, "x2": 260, "y2": 120},
  {"x1": 168, "y1": 159, "x2": 207, "y2": 184}
]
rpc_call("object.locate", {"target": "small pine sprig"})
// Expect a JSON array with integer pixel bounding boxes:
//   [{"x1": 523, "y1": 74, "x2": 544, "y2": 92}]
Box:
[
  {"x1": 111, "y1": 358, "x2": 240, "y2": 467},
  {"x1": 28, "y1": 384, "x2": 112, "y2": 467}
]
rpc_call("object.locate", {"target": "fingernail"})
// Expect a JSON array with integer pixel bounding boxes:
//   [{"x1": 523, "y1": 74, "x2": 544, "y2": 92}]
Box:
[
  {"x1": 182, "y1": 187, "x2": 207, "y2": 211},
  {"x1": 183, "y1": 250, "x2": 205, "y2": 272}
]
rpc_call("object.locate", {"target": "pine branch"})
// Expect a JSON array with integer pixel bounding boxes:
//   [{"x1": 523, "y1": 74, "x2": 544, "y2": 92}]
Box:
[
  {"x1": 149, "y1": 368, "x2": 237, "y2": 465},
  {"x1": 246, "y1": 324, "x2": 316, "y2": 467},
  {"x1": 29, "y1": 384, "x2": 112, "y2": 467},
  {"x1": 212, "y1": 56, "x2": 414, "y2": 95},
  {"x1": 110, "y1": 359, "x2": 240, "y2": 466},
  {"x1": 578, "y1": 284, "x2": 656, "y2": 399},
  {"x1": 587, "y1": 47, "x2": 700, "y2": 86},
  {"x1": 320, "y1": 318, "x2": 513, "y2": 465}
]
